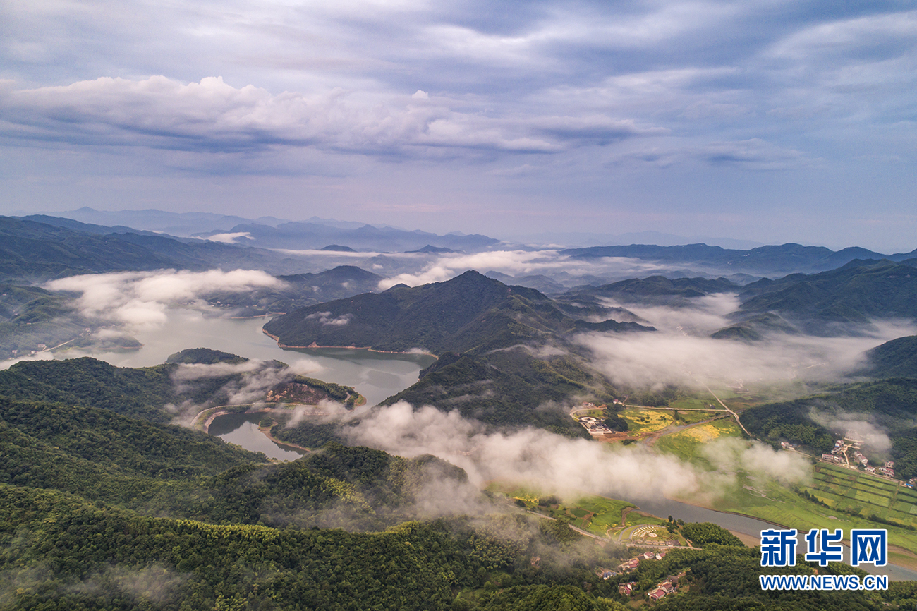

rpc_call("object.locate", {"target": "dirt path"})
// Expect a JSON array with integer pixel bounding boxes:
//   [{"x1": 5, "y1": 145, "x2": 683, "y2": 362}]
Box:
[{"x1": 621, "y1": 506, "x2": 634, "y2": 527}]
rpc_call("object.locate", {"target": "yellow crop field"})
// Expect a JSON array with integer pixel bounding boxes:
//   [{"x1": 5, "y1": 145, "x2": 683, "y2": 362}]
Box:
[
  {"x1": 680, "y1": 423, "x2": 721, "y2": 442},
  {"x1": 621, "y1": 409, "x2": 674, "y2": 433}
]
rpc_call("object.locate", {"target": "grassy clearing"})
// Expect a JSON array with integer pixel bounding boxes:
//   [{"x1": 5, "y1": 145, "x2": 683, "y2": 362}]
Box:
[
  {"x1": 566, "y1": 496, "x2": 637, "y2": 536},
  {"x1": 674, "y1": 410, "x2": 719, "y2": 425},
  {"x1": 667, "y1": 397, "x2": 713, "y2": 411},
  {"x1": 625, "y1": 512, "x2": 667, "y2": 527},
  {"x1": 711, "y1": 465, "x2": 917, "y2": 554},
  {"x1": 654, "y1": 418, "x2": 742, "y2": 462},
  {"x1": 620, "y1": 408, "x2": 674, "y2": 434},
  {"x1": 485, "y1": 486, "x2": 644, "y2": 537}
]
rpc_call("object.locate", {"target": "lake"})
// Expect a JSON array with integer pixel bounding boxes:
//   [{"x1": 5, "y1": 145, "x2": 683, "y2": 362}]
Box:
[
  {"x1": 55, "y1": 308, "x2": 436, "y2": 407},
  {"x1": 207, "y1": 412, "x2": 306, "y2": 461},
  {"x1": 15, "y1": 306, "x2": 917, "y2": 579}
]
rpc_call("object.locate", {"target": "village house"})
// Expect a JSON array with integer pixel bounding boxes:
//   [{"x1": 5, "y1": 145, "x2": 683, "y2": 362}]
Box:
[{"x1": 647, "y1": 587, "x2": 667, "y2": 601}]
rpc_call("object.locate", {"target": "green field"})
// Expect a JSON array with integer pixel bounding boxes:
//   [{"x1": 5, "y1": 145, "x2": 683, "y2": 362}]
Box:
[
  {"x1": 567, "y1": 496, "x2": 637, "y2": 535},
  {"x1": 674, "y1": 410, "x2": 720, "y2": 425},
  {"x1": 654, "y1": 418, "x2": 743, "y2": 462},
  {"x1": 620, "y1": 408, "x2": 674, "y2": 434},
  {"x1": 710, "y1": 464, "x2": 917, "y2": 560},
  {"x1": 667, "y1": 396, "x2": 715, "y2": 411},
  {"x1": 805, "y1": 463, "x2": 917, "y2": 528}
]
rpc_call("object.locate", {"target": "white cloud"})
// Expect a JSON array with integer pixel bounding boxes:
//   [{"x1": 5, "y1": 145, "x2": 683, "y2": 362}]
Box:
[
  {"x1": 204, "y1": 232, "x2": 251, "y2": 243},
  {"x1": 44, "y1": 269, "x2": 282, "y2": 328},
  {"x1": 0, "y1": 76, "x2": 664, "y2": 157},
  {"x1": 341, "y1": 401, "x2": 810, "y2": 500},
  {"x1": 580, "y1": 320, "x2": 917, "y2": 390}
]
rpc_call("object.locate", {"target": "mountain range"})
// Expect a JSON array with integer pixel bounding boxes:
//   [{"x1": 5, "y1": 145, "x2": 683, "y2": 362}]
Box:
[
  {"x1": 562, "y1": 243, "x2": 917, "y2": 275},
  {"x1": 264, "y1": 271, "x2": 652, "y2": 431}
]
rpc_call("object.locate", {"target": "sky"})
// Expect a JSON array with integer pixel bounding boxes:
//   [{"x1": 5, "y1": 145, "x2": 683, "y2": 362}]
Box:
[{"x1": 1, "y1": 0, "x2": 915, "y2": 251}]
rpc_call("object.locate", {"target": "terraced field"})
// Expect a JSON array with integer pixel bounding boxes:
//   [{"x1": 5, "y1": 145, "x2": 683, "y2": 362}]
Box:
[{"x1": 807, "y1": 463, "x2": 917, "y2": 528}]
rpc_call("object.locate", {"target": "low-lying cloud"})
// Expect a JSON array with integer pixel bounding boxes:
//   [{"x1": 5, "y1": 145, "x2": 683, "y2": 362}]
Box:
[
  {"x1": 580, "y1": 325, "x2": 915, "y2": 390},
  {"x1": 582, "y1": 294, "x2": 916, "y2": 389},
  {"x1": 377, "y1": 250, "x2": 665, "y2": 289},
  {"x1": 167, "y1": 358, "x2": 325, "y2": 424},
  {"x1": 45, "y1": 269, "x2": 282, "y2": 328},
  {"x1": 809, "y1": 409, "x2": 894, "y2": 455},
  {"x1": 306, "y1": 312, "x2": 352, "y2": 327},
  {"x1": 338, "y1": 401, "x2": 810, "y2": 502}
]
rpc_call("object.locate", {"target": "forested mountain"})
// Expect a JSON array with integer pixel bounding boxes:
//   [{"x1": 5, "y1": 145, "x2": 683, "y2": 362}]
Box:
[
  {"x1": 264, "y1": 270, "x2": 652, "y2": 354},
  {"x1": 865, "y1": 335, "x2": 917, "y2": 379},
  {"x1": 0, "y1": 215, "x2": 304, "y2": 282},
  {"x1": 728, "y1": 259, "x2": 917, "y2": 336},
  {"x1": 0, "y1": 349, "x2": 358, "y2": 424},
  {"x1": 264, "y1": 271, "x2": 651, "y2": 432},
  {"x1": 563, "y1": 276, "x2": 739, "y2": 306},
  {"x1": 0, "y1": 381, "x2": 639, "y2": 610},
  {"x1": 0, "y1": 283, "x2": 94, "y2": 359}
]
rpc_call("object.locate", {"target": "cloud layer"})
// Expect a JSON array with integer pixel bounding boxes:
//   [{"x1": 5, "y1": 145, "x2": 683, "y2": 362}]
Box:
[
  {"x1": 579, "y1": 294, "x2": 917, "y2": 389},
  {"x1": 2, "y1": 1, "x2": 916, "y2": 249},
  {"x1": 45, "y1": 269, "x2": 281, "y2": 327},
  {"x1": 340, "y1": 401, "x2": 810, "y2": 502}
]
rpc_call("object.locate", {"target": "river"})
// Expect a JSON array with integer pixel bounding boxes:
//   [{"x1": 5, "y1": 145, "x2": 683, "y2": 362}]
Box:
[
  {"x1": 630, "y1": 496, "x2": 917, "y2": 580},
  {"x1": 14, "y1": 307, "x2": 917, "y2": 579}
]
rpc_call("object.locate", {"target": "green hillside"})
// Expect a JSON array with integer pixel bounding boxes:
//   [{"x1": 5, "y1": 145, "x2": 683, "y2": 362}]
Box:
[
  {"x1": 563, "y1": 275, "x2": 739, "y2": 306},
  {"x1": 734, "y1": 259, "x2": 917, "y2": 335},
  {"x1": 0, "y1": 350, "x2": 357, "y2": 425},
  {"x1": 865, "y1": 335, "x2": 917, "y2": 379},
  {"x1": 265, "y1": 271, "x2": 644, "y2": 430},
  {"x1": 742, "y1": 379, "x2": 917, "y2": 479}
]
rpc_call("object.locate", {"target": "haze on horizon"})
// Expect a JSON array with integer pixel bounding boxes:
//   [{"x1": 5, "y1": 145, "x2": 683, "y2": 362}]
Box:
[{"x1": 1, "y1": 1, "x2": 915, "y2": 252}]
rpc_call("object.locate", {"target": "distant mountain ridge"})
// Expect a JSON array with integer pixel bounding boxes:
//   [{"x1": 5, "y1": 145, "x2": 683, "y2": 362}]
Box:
[
  {"x1": 0, "y1": 215, "x2": 306, "y2": 282},
  {"x1": 730, "y1": 259, "x2": 917, "y2": 335},
  {"x1": 563, "y1": 276, "x2": 739, "y2": 306},
  {"x1": 561, "y1": 242, "x2": 917, "y2": 275},
  {"x1": 200, "y1": 221, "x2": 501, "y2": 253}
]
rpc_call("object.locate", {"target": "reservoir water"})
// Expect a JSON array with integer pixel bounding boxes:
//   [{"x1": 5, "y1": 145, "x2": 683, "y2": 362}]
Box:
[
  {"x1": 57, "y1": 308, "x2": 436, "y2": 407},
  {"x1": 14, "y1": 307, "x2": 917, "y2": 579},
  {"x1": 207, "y1": 412, "x2": 306, "y2": 461}
]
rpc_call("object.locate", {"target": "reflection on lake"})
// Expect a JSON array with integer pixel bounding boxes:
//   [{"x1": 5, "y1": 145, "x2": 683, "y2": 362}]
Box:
[
  {"x1": 208, "y1": 412, "x2": 305, "y2": 461},
  {"x1": 53, "y1": 308, "x2": 435, "y2": 407}
]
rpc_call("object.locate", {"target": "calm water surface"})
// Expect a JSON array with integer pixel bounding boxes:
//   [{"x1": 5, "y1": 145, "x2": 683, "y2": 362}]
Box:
[
  {"x1": 57, "y1": 308, "x2": 435, "y2": 407},
  {"x1": 13, "y1": 308, "x2": 917, "y2": 579},
  {"x1": 631, "y1": 496, "x2": 917, "y2": 581},
  {"x1": 207, "y1": 412, "x2": 306, "y2": 461}
]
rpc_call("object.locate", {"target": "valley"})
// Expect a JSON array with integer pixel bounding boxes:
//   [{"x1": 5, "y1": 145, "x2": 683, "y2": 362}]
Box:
[{"x1": 3, "y1": 213, "x2": 917, "y2": 609}]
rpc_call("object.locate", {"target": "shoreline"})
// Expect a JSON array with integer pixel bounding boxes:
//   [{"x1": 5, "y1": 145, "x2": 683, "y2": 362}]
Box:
[
  {"x1": 261, "y1": 329, "x2": 437, "y2": 357},
  {"x1": 200, "y1": 405, "x2": 329, "y2": 455}
]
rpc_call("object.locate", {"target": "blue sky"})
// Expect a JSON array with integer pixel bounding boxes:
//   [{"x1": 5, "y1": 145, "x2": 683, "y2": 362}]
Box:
[{"x1": 1, "y1": 0, "x2": 915, "y2": 250}]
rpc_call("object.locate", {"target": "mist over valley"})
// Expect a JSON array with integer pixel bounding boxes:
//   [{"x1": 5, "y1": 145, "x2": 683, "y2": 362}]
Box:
[{"x1": 4, "y1": 212, "x2": 917, "y2": 608}]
